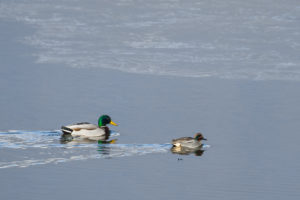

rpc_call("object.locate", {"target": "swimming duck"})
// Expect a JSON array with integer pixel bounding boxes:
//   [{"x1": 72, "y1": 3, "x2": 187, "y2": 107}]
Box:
[
  {"x1": 61, "y1": 115, "x2": 118, "y2": 139},
  {"x1": 172, "y1": 133, "x2": 207, "y2": 148}
]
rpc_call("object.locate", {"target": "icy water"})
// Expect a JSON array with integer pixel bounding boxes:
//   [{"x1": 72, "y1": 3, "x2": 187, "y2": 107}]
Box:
[
  {"x1": 0, "y1": 0, "x2": 300, "y2": 80},
  {"x1": 1, "y1": 0, "x2": 300, "y2": 200}
]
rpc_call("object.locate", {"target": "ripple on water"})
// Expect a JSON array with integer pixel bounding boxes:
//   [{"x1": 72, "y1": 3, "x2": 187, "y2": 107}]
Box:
[{"x1": 0, "y1": 130, "x2": 174, "y2": 169}]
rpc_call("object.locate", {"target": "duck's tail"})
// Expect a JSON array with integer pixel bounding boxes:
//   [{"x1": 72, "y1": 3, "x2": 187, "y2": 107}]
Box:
[{"x1": 61, "y1": 126, "x2": 73, "y2": 135}]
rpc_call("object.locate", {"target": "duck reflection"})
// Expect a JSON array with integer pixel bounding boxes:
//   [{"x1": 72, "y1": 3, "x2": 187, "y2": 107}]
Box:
[
  {"x1": 97, "y1": 142, "x2": 113, "y2": 155},
  {"x1": 171, "y1": 146, "x2": 205, "y2": 156},
  {"x1": 60, "y1": 133, "x2": 116, "y2": 145}
]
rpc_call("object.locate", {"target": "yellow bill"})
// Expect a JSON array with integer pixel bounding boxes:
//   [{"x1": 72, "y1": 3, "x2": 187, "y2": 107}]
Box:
[
  {"x1": 110, "y1": 121, "x2": 118, "y2": 126},
  {"x1": 109, "y1": 139, "x2": 117, "y2": 144}
]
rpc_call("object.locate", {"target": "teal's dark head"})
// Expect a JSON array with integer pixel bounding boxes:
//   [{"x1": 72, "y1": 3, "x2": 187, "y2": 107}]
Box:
[
  {"x1": 194, "y1": 133, "x2": 207, "y2": 141},
  {"x1": 98, "y1": 115, "x2": 118, "y2": 127}
]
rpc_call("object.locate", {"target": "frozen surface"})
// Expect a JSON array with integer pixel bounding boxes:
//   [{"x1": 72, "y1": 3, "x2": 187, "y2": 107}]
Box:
[{"x1": 0, "y1": 0, "x2": 299, "y2": 80}]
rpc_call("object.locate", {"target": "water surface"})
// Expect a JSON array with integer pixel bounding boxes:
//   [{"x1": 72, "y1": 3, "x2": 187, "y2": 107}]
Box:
[{"x1": 0, "y1": 0, "x2": 300, "y2": 200}]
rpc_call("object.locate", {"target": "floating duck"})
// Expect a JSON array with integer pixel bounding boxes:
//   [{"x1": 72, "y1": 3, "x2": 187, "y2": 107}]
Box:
[
  {"x1": 172, "y1": 133, "x2": 207, "y2": 148},
  {"x1": 61, "y1": 115, "x2": 118, "y2": 140}
]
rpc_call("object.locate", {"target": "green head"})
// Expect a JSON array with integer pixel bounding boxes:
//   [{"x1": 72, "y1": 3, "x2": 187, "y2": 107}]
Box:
[
  {"x1": 98, "y1": 115, "x2": 118, "y2": 127},
  {"x1": 194, "y1": 133, "x2": 207, "y2": 141}
]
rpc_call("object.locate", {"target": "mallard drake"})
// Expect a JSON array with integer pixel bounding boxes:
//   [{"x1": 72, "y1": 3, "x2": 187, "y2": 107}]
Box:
[
  {"x1": 172, "y1": 133, "x2": 207, "y2": 148},
  {"x1": 61, "y1": 115, "x2": 117, "y2": 139}
]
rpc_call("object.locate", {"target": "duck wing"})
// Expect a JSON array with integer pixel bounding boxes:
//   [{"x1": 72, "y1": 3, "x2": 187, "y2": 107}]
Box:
[
  {"x1": 172, "y1": 137, "x2": 194, "y2": 144},
  {"x1": 61, "y1": 123, "x2": 98, "y2": 135},
  {"x1": 66, "y1": 122, "x2": 98, "y2": 131}
]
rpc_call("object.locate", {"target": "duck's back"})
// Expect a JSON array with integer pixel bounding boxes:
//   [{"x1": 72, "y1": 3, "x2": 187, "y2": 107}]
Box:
[
  {"x1": 172, "y1": 136, "x2": 192, "y2": 145},
  {"x1": 66, "y1": 122, "x2": 98, "y2": 131}
]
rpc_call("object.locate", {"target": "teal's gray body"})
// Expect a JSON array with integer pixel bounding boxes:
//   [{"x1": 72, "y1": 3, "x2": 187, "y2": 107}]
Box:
[
  {"x1": 172, "y1": 133, "x2": 206, "y2": 148},
  {"x1": 172, "y1": 137, "x2": 202, "y2": 148}
]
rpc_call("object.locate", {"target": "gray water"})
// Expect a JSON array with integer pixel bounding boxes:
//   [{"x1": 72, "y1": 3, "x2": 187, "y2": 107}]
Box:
[{"x1": 1, "y1": 0, "x2": 300, "y2": 200}]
